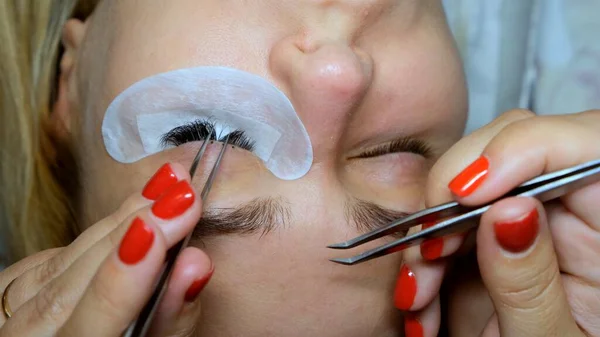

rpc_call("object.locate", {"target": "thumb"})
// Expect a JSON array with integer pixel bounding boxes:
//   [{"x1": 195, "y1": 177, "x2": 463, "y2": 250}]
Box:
[
  {"x1": 149, "y1": 247, "x2": 213, "y2": 337},
  {"x1": 476, "y1": 197, "x2": 580, "y2": 337}
]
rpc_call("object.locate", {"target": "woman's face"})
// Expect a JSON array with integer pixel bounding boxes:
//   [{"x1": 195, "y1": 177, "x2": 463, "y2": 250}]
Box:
[{"x1": 67, "y1": 0, "x2": 467, "y2": 335}]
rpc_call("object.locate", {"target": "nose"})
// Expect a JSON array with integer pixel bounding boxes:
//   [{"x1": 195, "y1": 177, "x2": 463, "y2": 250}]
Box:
[{"x1": 269, "y1": 1, "x2": 389, "y2": 162}]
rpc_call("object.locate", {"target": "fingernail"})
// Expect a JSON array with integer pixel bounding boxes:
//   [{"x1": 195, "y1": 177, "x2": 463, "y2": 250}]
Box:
[
  {"x1": 420, "y1": 222, "x2": 443, "y2": 260},
  {"x1": 184, "y1": 266, "x2": 214, "y2": 302},
  {"x1": 494, "y1": 208, "x2": 539, "y2": 253},
  {"x1": 142, "y1": 163, "x2": 179, "y2": 200},
  {"x1": 404, "y1": 315, "x2": 424, "y2": 337},
  {"x1": 394, "y1": 264, "x2": 417, "y2": 310},
  {"x1": 448, "y1": 156, "x2": 489, "y2": 197},
  {"x1": 151, "y1": 180, "x2": 195, "y2": 219},
  {"x1": 118, "y1": 217, "x2": 155, "y2": 265}
]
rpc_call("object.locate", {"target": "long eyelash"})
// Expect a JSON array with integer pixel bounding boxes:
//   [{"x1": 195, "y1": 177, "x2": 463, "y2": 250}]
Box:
[
  {"x1": 227, "y1": 130, "x2": 256, "y2": 152},
  {"x1": 354, "y1": 137, "x2": 433, "y2": 159},
  {"x1": 160, "y1": 120, "x2": 217, "y2": 147},
  {"x1": 160, "y1": 119, "x2": 256, "y2": 152}
]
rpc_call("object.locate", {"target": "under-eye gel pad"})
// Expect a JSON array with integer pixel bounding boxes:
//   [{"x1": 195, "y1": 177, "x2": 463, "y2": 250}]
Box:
[{"x1": 101, "y1": 66, "x2": 313, "y2": 180}]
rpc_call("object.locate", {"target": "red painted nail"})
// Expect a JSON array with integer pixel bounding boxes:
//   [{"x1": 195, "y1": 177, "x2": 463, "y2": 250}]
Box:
[
  {"x1": 494, "y1": 208, "x2": 539, "y2": 253},
  {"x1": 142, "y1": 163, "x2": 179, "y2": 200},
  {"x1": 448, "y1": 156, "x2": 489, "y2": 197},
  {"x1": 151, "y1": 180, "x2": 195, "y2": 219},
  {"x1": 420, "y1": 222, "x2": 444, "y2": 260},
  {"x1": 394, "y1": 264, "x2": 417, "y2": 310},
  {"x1": 184, "y1": 267, "x2": 214, "y2": 302},
  {"x1": 420, "y1": 238, "x2": 444, "y2": 260},
  {"x1": 404, "y1": 315, "x2": 424, "y2": 337},
  {"x1": 118, "y1": 217, "x2": 154, "y2": 265}
]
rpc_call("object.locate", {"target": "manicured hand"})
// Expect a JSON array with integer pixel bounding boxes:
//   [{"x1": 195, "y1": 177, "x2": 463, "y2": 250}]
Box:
[
  {"x1": 396, "y1": 109, "x2": 600, "y2": 337},
  {"x1": 0, "y1": 163, "x2": 212, "y2": 336}
]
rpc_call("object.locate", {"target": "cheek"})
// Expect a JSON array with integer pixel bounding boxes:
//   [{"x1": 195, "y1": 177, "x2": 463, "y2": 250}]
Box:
[
  {"x1": 77, "y1": 152, "x2": 164, "y2": 228},
  {"x1": 374, "y1": 20, "x2": 468, "y2": 137},
  {"x1": 198, "y1": 229, "x2": 402, "y2": 336}
]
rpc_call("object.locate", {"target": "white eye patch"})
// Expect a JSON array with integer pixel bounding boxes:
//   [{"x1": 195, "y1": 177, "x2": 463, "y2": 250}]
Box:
[{"x1": 101, "y1": 66, "x2": 313, "y2": 180}]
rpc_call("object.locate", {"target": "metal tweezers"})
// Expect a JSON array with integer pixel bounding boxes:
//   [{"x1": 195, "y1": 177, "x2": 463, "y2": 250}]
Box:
[
  {"x1": 124, "y1": 131, "x2": 229, "y2": 337},
  {"x1": 328, "y1": 158, "x2": 600, "y2": 266}
]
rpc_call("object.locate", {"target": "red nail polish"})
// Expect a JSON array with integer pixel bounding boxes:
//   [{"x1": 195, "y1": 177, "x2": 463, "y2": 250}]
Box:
[
  {"x1": 142, "y1": 164, "x2": 179, "y2": 200},
  {"x1": 420, "y1": 238, "x2": 443, "y2": 260},
  {"x1": 118, "y1": 217, "x2": 154, "y2": 265},
  {"x1": 151, "y1": 180, "x2": 195, "y2": 219},
  {"x1": 420, "y1": 222, "x2": 444, "y2": 260},
  {"x1": 394, "y1": 264, "x2": 417, "y2": 310},
  {"x1": 494, "y1": 209, "x2": 539, "y2": 253},
  {"x1": 184, "y1": 267, "x2": 214, "y2": 302},
  {"x1": 404, "y1": 315, "x2": 424, "y2": 337},
  {"x1": 448, "y1": 156, "x2": 489, "y2": 197}
]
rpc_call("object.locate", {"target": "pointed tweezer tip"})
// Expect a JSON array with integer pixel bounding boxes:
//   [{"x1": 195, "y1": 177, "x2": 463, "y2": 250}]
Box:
[
  {"x1": 326, "y1": 243, "x2": 350, "y2": 249},
  {"x1": 329, "y1": 258, "x2": 356, "y2": 265},
  {"x1": 327, "y1": 239, "x2": 364, "y2": 250}
]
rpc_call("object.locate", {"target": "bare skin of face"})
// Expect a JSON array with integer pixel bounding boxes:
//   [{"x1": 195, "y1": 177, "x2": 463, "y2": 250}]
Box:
[{"x1": 60, "y1": 0, "x2": 467, "y2": 335}]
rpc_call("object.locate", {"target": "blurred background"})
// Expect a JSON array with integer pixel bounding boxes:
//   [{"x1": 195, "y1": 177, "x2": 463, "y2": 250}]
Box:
[{"x1": 443, "y1": 0, "x2": 600, "y2": 134}]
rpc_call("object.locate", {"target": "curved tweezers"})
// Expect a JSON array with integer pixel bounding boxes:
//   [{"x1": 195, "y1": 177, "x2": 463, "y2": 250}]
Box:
[{"x1": 328, "y1": 159, "x2": 600, "y2": 265}]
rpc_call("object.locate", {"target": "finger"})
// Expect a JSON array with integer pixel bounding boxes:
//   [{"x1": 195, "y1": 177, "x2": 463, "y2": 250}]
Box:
[
  {"x1": 560, "y1": 179, "x2": 600, "y2": 231},
  {"x1": 446, "y1": 250, "x2": 494, "y2": 337},
  {"x1": 0, "y1": 248, "x2": 62, "y2": 291},
  {"x1": 447, "y1": 111, "x2": 600, "y2": 204},
  {"x1": 4, "y1": 195, "x2": 149, "y2": 315},
  {"x1": 477, "y1": 197, "x2": 580, "y2": 337},
  {"x1": 423, "y1": 109, "x2": 536, "y2": 259},
  {"x1": 5, "y1": 180, "x2": 199, "y2": 336},
  {"x1": 0, "y1": 248, "x2": 62, "y2": 327},
  {"x1": 403, "y1": 295, "x2": 440, "y2": 337},
  {"x1": 541, "y1": 202, "x2": 596, "y2": 278},
  {"x1": 480, "y1": 314, "x2": 500, "y2": 337},
  {"x1": 394, "y1": 232, "x2": 446, "y2": 311},
  {"x1": 149, "y1": 247, "x2": 213, "y2": 337},
  {"x1": 419, "y1": 222, "x2": 466, "y2": 261},
  {"x1": 5, "y1": 163, "x2": 188, "y2": 313},
  {"x1": 58, "y1": 216, "x2": 169, "y2": 337},
  {"x1": 58, "y1": 177, "x2": 202, "y2": 337}
]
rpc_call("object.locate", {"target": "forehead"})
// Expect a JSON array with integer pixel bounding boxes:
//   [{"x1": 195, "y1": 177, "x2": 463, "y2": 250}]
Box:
[{"x1": 84, "y1": 0, "x2": 462, "y2": 137}]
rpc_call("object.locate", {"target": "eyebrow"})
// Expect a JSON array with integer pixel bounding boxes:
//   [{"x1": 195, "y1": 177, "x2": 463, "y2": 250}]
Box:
[
  {"x1": 345, "y1": 198, "x2": 409, "y2": 237},
  {"x1": 191, "y1": 196, "x2": 408, "y2": 239},
  {"x1": 191, "y1": 197, "x2": 291, "y2": 239}
]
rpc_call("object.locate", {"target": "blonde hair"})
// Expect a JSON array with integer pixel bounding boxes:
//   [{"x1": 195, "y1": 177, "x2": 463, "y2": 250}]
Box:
[{"x1": 0, "y1": 1, "x2": 98, "y2": 262}]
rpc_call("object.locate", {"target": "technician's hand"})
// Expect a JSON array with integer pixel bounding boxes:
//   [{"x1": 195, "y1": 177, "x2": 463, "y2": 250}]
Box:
[
  {"x1": 0, "y1": 163, "x2": 210, "y2": 336},
  {"x1": 396, "y1": 109, "x2": 600, "y2": 337}
]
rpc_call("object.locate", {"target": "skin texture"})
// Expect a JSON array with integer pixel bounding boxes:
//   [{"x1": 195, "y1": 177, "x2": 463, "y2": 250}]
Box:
[
  {"x1": 2, "y1": 1, "x2": 599, "y2": 336},
  {"x1": 58, "y1": 0, "x2": 467, "y2": 336}
]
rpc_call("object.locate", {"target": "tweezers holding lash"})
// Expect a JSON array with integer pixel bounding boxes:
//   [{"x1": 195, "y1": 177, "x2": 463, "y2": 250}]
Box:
[
  {"x1": 124, "y1": 131, "x2": 230, "y2": 337},
  {"x1": 328, "y1": 158, "x2": 600, "y2": 266}
]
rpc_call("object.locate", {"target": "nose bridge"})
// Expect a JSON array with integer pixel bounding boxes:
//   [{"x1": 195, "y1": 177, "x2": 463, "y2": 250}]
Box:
[
  {"x1": 268, "y1": 0, "x2": 394, "y2": 164},
  {"x1": 302, "y1": 0, "x2": 391, "y2": 48}
]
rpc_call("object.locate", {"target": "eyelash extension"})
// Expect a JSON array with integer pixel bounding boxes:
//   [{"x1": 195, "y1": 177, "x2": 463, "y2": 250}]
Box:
[
  {"x1": 353, "y1": 137, "x2": 433, "y2": 159},
  {"x1": 160, "y1": 119, "x2": 256, "y2": 152},
  {"x1": 227, "y1": 130, "x2": 256, "y2": 151}
]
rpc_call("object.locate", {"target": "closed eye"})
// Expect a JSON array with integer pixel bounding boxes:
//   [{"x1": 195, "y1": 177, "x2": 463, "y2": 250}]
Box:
[
  {"x1": 160, "y1": 119, "x2": 256, "y2": 152},
  {"x1": 350, "y1": 137, "x2": 433, "y2": 159}
]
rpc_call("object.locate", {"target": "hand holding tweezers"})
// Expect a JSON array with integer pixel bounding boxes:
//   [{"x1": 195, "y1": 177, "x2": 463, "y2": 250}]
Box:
[
  {"x1": 124, "y1": 132, "x2": 229, "y2": 337},
  {"x1": 328, "y1": 158, "x2": 600, "y2": 265}
]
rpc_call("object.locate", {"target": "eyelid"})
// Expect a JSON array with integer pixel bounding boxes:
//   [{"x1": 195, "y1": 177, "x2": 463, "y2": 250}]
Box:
[{"x1": 350, "y1": 137, "x2": 433, "y2": 159}]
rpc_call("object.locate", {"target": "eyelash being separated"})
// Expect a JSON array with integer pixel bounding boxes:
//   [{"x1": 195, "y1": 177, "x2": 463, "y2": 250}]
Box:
[{"x1": 160, "y1": 119, "x2": 256, "y2": 152}]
